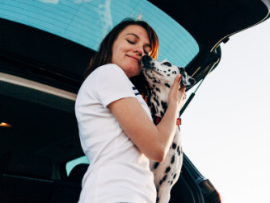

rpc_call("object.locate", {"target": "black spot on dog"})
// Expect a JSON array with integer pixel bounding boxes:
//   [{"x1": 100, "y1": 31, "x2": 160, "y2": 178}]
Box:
[
  {"x1": 157, "y1": 196, "x2": 159, "y2": 203},
  {"x1": 154, "y1": 162, "x2": 159, "y2": 169},
  {"x1": 160, "y1": 111, "x2": 164, "y2": 117},
  {"x1": 171, "y1": 181, "x2": 173, "y2": 185},
  {"x1": 153, "y1": 79, "x2": 159, "y2": 83},
  {"x1": 162, "y1": 62, "x2": 172, "y2": 67},
  {"x1": 172, "y1": 71, "x2": 177, "y2": 74},
  {"x1": 173, "y1": 174, "x2": 176, "y2": 179},
  {"x1": 172, "y1": 143, "x2": 176, "y2": 149},
  {"x1": 153, "y1": 96, "x2": 160, "y2": 106},
  {"x1": 152, "y1": 84, "x2": 155, "y2": 88},
  {"x1": 168, "y1": 69, "x2": 171, "y2": 72},
  {"x1": 163, "y1": 71, "x2": 166, "y2": 73},
  {"x1": 177, "y1": 146, "x2": 181, "y2": 156},
  {"x1": 156, "y1": 87, "x2": 160, "y2": 92},
  {"x1": 167, "y1": 74, "x2": 170, "y2": 77},
  {"x1": 161, "y1": 101, "x2": 168, "y2": 113},
  {"x1": 151, "y1": 105, "x2": 157, "y2": 116},
  {"x1": 164, "y1": 83, "x2": 170, "y2": 88},
  {"x1": 159, "y1": 180, "x2": 163, "y2": 185},
  {"x1": 165, "y1": 166, "x2": 171, "y2": 173},
  {"x1": 171, "y1": 155, "x2": 175, "y2": 164},
  {"x1": 144, "y1": 70, "x2": 155, "y2": 80},
  {"x1": 163, "y1": 175, "x2": 167, "y2": 181}
]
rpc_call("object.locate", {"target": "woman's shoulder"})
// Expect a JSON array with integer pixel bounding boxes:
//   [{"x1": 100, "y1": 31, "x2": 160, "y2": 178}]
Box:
[
  {"x1": 81, "y1": 63, "x2": 129, "y2": 92},
  {"x1": 84, "y1": 63, "x2": 124, "y2": 81},
  {"x1": 95, "y1": 63, "x2": 125, "y2": 75}
]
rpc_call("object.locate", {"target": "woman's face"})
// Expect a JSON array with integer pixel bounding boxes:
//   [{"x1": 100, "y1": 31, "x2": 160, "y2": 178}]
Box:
[{"x1": 111, "y1": 25, "x2": 151, "y2": 78}]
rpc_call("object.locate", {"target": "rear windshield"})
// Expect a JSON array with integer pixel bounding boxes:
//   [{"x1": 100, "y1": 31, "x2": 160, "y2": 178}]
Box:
[
  {"x1": 1, "y1": 0, "x2": 199, "y2": 67},
  {"x1": 66, "y1": 156, "x2": 89, "y2": 176}
]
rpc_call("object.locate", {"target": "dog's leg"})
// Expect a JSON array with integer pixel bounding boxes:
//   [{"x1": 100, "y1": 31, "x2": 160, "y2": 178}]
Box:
[{"x1": 156, "y1": 183, "x2": 172, "y2": 203}]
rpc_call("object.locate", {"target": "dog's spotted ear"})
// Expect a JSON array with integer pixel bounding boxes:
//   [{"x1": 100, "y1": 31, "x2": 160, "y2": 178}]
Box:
[
  {"x1": 178, "y1": 67, "x2": 196, "y2": 88},
  {"x1": 160, "y1": 59, "x2": 172, "y2": 67},
  {"x1": 178, "y1": 67, "x2": 185, "y2": 74}
]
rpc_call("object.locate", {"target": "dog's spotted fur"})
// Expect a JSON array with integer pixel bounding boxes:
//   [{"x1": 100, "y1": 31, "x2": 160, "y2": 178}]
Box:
[{"x1": 142, "y1": 55, "x2": 196, "y2": 203}]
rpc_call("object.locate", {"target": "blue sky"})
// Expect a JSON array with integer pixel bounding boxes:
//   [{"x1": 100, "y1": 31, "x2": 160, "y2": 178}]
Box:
[{"x1": 181, "y1": 19, "x2": 270, "y2": 203}]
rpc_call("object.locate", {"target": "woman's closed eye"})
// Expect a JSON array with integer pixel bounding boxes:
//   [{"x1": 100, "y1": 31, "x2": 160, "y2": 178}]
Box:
[
  {"x1": 127, "y1": 39, "x2": 150, "y2": 55},
  {"x1": 127, "y1": 39, "x2": 135, "y2": 44}
]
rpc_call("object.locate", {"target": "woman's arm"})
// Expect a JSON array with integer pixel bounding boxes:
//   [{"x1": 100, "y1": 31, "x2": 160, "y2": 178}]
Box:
[{"x1": 108, "y1": 74, "x2": 185, "y2": 162}]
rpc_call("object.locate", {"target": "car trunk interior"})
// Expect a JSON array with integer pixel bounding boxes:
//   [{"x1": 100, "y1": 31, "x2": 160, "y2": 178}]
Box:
[
  {"x1": 0, "y1": 0, "x2": 269, "y2": 202},
  {"x1": 0, "y1": 82, "x2": 202, "y2": 203}
]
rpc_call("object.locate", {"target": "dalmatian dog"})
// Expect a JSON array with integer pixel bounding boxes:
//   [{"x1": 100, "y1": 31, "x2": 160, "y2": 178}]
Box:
[{"x1": 142, "y1": 55, "x2": 196, "y2": 203}]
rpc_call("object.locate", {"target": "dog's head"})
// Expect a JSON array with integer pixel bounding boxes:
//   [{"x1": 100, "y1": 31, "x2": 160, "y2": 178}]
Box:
[
  {"x1": 142, "y1": 55, "x2": 196, "y2": 92},
  {"x1": 141, "y1": 56, "x2": 196, "y2": 117}
]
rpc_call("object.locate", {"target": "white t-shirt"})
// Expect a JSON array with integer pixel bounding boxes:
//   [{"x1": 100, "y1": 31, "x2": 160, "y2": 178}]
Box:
[{"x1": 75, "y1": 64, "x2": 156, "y2": 203}]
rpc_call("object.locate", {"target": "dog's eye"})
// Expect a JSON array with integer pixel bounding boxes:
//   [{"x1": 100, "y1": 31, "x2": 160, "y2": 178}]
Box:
[{"x1": 162, "y1": 62, "x2": 172, "y2": 67}]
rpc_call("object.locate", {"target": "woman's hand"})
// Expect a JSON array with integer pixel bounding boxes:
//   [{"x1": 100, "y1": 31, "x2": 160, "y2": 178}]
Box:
[{"x1": 168, "y1": 74, "x2": 186, "y2": 110}]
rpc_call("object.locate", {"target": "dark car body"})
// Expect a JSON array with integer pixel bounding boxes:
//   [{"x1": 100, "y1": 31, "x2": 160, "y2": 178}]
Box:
[{"x1": 0, "y1": 0, "x2": 269, "y2": 202}]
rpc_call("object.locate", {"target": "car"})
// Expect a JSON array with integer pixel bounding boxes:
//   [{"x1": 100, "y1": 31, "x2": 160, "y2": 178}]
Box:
[{"x1": 0, "y1": 0, "x2": 269, "y2": 202}]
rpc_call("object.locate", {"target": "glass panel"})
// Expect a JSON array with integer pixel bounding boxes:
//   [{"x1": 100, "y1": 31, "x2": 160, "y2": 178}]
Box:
[
  {"x1": 0, "y1": 0, "x2": 199, "y2": 67},
  {"x1": 66, "y1": 155, "x2": 89, "y2": 176}
]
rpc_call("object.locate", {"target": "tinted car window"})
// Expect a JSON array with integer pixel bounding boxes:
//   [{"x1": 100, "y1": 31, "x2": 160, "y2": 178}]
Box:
[
  {"x1": 66, "y1": 156, "x2": 89, "y2": 176},
  {"x1": 0, "y1": 0, "x2": 199, "y2": 67}
]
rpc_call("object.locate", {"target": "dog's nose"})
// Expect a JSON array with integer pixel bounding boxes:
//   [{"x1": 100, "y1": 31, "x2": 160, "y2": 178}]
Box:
[{"x1": 142, "y1": 55, "x2": 152, "y2": 67}]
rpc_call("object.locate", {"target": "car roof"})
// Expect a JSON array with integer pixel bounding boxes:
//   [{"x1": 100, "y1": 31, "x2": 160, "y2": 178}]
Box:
[{"x1": 0, "y1": 0, "x2": 269, "y2": 93}]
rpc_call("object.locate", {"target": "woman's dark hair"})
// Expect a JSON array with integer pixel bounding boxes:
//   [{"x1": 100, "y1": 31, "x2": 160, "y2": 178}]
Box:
[{"x1": 84, "y1": 18, "x2": 159, "y2": 97}]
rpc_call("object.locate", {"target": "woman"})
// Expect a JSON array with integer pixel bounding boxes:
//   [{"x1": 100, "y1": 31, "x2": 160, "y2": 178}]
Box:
[{"x1": 75, "y1": 18, "x2": 186, "y2": 203}]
